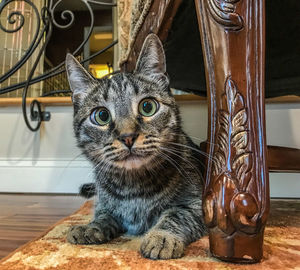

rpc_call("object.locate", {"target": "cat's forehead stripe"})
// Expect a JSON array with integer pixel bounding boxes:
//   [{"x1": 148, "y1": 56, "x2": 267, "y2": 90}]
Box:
[
  {"x1": 110, "y1": 74, "x2": 123, "y2": 95},
  {"x1": 109, "y1": 73, "x2": 139, "y2": 98},
  {"x1": 102, "y1": 78, "x2": 110, "y2": 101}
]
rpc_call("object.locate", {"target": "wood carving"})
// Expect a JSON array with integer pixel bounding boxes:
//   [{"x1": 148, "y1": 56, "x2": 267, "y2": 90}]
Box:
[
  {"x1": 204, "y1": 77, "x2": 260, "y2": 236},
  {"x1": 195, "y1": 0, "x2": 269, "y2": 263},
  {"x1": 207, "y1": 0, "x2": 244, "y2": 30}
]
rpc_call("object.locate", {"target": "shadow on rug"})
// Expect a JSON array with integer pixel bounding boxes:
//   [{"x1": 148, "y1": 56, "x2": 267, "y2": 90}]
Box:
[{"x1": 0, "y1": 200, "x2": 299, "y2": 270}]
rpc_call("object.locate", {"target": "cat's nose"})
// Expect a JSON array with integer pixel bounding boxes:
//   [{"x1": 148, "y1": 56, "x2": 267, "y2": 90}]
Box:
[{"x1": 118, "y1": 133, "x2": 139, "y2": 149}]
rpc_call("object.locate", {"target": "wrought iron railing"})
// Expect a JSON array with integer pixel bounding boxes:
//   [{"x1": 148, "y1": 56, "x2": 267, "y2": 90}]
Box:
[{"x1": 0, "y1": 0, "x2": 118, "y2": 131}]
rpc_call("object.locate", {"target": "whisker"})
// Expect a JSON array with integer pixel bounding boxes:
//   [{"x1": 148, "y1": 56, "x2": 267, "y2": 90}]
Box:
[
  {"x1": 166, "y1": 131, "x2": 219, "y2": 147},
  {"x1": 159, "y1": 146, "x2": 205, "y2": 183},
  {"x1": 159, "y1": 146, "x2": 205, "y2": 179},
  {"x1": 58, "y1": 153, "x2": 86, "y2": 188},
  {"x1": 160, "y1": 145, "x2": 206, "y2": 166},
  {"x1": 156, "y1": 149, "x2": 194, "y2": 184},
  {"x1": 166, "y1": 141, "x2": 216, "y2": 163},
  {"x1": 144, "y1": 132, "x2": 216, "y2": 162},
  {"x1": 94, "y1": 160, "x2": 112, "y2": 181}
]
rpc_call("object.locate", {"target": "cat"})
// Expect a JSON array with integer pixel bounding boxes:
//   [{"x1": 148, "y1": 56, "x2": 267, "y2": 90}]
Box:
[{"x1": 65, "y1": 33, "x2": 206, "y2": 260}]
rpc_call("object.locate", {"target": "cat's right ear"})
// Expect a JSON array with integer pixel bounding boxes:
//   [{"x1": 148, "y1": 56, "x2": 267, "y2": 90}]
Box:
[
  {"x1": 134, "y1": 34, "x2": 167, "y2": 80},
  {"x1": 65, "y1": 53, "x2": 96, "y2": 105}
]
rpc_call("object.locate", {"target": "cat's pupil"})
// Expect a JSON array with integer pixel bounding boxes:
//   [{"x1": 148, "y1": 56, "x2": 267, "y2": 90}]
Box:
[
  {"x1": 143, "y1": 101, "x2": 153, "y2": 113},
  {"x1": 99, "y1": 110, "x2": 109, "y2": 121}
]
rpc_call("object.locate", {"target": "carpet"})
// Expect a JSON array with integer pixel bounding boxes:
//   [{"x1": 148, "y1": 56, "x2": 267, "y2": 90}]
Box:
[{"x1": 0, "y1": 200, "x2": 299, "y2": 270}]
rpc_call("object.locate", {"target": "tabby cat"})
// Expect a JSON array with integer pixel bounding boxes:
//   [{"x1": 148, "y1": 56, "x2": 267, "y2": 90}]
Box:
[{"x1": 65, "y1": 34, "x2": 206, "y2": 260}]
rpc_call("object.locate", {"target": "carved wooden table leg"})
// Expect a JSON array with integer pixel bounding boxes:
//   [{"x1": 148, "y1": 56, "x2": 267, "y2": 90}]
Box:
[{"x1": 194, "y1": 0, "x2": 270, "y2": 263}]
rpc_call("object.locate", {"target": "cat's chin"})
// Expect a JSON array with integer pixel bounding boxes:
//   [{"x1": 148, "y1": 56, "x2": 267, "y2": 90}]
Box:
[{"x1": 114, "y1": 154, "x2": 152, "y2": 170}]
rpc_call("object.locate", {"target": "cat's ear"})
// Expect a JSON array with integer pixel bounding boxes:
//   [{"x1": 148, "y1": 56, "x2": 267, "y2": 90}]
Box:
[
  {"x1": 65, "y1": 53, "x2": 97, "y2": 104},
  {"x1": 134, "y1": 34, "x2": 166, "y2": 79}
]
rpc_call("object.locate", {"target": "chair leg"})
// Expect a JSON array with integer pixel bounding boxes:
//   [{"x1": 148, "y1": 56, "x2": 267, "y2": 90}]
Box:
[{"x1": 195, "y1": 0, "x2": 269, "y2": 263}]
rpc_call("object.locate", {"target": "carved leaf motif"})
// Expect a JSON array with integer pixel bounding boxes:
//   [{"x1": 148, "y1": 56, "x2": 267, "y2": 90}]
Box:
[
  {"x1": 217, "y1": 132, "x2": 228, "y2": 152},
  {"x1": 208, "y1": 76, "x2": 256, "y2": 233},
  {"x1": 214, "y1": 78, "x2": 251, "y2": 173},
  {"x1": 219, "y1": 110, "x2": 229, "y2": 131},
  {"x1": 232, "y1": 131, "x2": 248, "y2": 150},
  {"x1": 213, "y1": 152, "x2": 226, "y2": 176},
  {"x1": 232, "y1": 153, "x2": 250, "y2": 184},
  {"x1": 212, "y1": 109, "x2": 229, "y2": 176},
  {"x1": 207, "y1": 0, "x2": 244, "y2": 31},
  {"x1": 232, "y1": 109, "x2": 247, "y2": 132}
]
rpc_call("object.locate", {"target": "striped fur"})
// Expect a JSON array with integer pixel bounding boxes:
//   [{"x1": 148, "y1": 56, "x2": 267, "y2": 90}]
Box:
[{"x1": 65, "y1": 34, "x2": 206, "y2": 260}]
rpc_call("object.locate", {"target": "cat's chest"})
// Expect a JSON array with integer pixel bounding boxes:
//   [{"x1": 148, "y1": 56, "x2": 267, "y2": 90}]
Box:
[
  {"x1": 101, "y1": 195, "x2": 163, "y2": 235},
  {"x1": 119, "y1": 199, "x2": 158, "y2": 234}
]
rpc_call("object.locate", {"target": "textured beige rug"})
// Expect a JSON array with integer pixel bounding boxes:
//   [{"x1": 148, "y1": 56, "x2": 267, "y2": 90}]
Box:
[{"x1": 1, "y1": 200, "x2": 300, "y2": 270}]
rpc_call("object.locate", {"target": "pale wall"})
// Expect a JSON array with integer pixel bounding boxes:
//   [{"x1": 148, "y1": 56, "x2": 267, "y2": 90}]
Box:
[{"x1": 0, "y1": 101, "x2": 299, "y2": 197}]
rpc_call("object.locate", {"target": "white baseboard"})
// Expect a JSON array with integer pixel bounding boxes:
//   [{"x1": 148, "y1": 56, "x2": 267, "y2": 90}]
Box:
[
  {"x1": 0, "y1": 159, "x2": 93, "y2": 193},
  {"x1": 0, "y1": 159, "x2": 299, "y2": 197}
]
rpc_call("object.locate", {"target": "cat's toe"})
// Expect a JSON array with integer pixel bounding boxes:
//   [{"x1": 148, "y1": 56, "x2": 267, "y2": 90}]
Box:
[
  {"x1": 67, "y1": 224, "x2": 106, "y2": 245},
  {"x1": 67, "y1": 225, "x2": 89, "y2": 244},
  {"x1": 84, "y1": 226, "x2": 106, "y2": 244},
  {"x1": 140, "y1": 230, "x2": 184, "y2": 260}
]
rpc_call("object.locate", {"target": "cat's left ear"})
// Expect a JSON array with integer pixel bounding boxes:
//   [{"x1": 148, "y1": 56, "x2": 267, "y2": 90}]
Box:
[
  {"x1": 65, "y1": 53, "x2": 97, "y2": 105},
  {"x1": 134, "y1": 34, "x2": 167, "y2": 80}
]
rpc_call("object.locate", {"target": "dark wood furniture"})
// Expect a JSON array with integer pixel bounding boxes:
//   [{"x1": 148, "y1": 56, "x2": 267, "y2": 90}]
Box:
[
  {"x1": 121, "y1": 0, "x2": 300, "y2": 263},
  {"x1": 195, "y1": 0, "x2": 269, "y2": 263}
]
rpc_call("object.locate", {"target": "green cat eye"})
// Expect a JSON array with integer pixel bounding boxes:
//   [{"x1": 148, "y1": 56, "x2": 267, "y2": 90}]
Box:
[
  {"x1": 90, "y1": 107, "x2": 111, "y2": 126},
  {"x1": 138, "y1": 98, "x2": 159, "y2": 117}
]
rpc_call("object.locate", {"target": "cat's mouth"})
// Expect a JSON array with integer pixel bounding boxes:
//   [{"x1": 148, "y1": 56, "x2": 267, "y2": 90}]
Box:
[{"x1": 114, "y1": 153, "x2": 152, "y2": 170}]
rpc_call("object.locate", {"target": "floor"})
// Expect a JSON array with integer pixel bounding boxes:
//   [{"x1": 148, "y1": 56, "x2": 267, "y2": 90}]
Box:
[
  {"x1": 1, "y1": 195, "x2": 299, "y2": 263},
  {"x1": 1, "y1": 198, "x2": 299, "y2": 270},
  {"x1": 0, "y1": 194, "x2": 85, "y2": 259}
]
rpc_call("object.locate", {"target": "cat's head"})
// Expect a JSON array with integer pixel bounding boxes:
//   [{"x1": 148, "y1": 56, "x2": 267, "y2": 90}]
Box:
[{"x1": 65, "y1": 34, "x2": 181, "y2": 172}]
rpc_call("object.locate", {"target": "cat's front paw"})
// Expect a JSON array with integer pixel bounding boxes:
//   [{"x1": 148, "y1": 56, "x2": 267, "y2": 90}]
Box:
[
  {"x1": 140, "y1": 230, "x2": 184, "y2": 260},
  {"x1": 67, "y1": 224, "x2": 106, "y2": 245}
]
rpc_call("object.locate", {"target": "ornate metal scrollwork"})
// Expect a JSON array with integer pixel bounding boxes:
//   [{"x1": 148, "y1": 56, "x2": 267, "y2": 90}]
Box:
[
  {"x1": 0, "y1": 0, "x2": 118, "y2": 132},
  {"x1": 0, "y1": 0, "x2": 41, "y2": 84},
  {"x1": 206, "y1": 0, "x2": 244, "y2": 31},
  {"x1": 203, "y1": 77, "x2": 259, "y2": 235}
]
